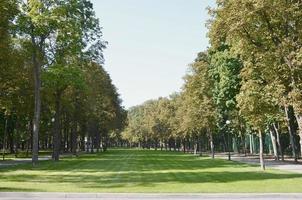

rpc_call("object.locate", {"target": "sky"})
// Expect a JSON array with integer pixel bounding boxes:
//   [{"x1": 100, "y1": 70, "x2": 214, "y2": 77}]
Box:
[{"x1": 90, "y1": 0, "x2": 216, "y2": 108}]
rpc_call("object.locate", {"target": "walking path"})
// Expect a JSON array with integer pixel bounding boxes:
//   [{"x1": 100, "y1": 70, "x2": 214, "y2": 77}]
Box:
[
  {"x1": 0, "y1": 153, "x2": 78, "y2": 168},
  {"x1": 0, "y1": 157, "x2": 50, "y2": 168},
  {"x1": 0, "y1": 193, "x2": 302, "y2": 200},
  {"x1": 215, "y1": 153, "x2": 302, "y2": 174}
]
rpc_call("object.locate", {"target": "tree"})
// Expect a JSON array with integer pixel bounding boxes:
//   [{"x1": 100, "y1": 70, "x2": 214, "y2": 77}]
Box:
[
  {"x1": 182, "y1": 52, "x2": 217, "y2": 157},
  {"x1": 209, "y1": 0, "x2": 302, "y2": 162},
  {"x1": 16, "y1": 0, "x2": 107, "y2": 165},
  {"x1": 208, "y1": 46, "x2": 242, "y2": 158},
  {"x1": 43, "y1": 65, "x2": 85, "y2": 161}
]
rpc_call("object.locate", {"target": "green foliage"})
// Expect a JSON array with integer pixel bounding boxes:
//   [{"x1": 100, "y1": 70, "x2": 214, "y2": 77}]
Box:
[
  {"x1": 43, "y1": 65, "x2": 86, "y2": 93},
  {"x1": 0, "y1": 0, "x2": 125, "y2": 159}
]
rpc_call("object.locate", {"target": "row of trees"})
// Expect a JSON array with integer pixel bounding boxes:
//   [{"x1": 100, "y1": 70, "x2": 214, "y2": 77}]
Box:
[
  {"x1": 122, "y1": 0, "x2": 302, "y2": 170},
  {"x1": 0, "y1": 0, "x2": 126, "y2": 164}
]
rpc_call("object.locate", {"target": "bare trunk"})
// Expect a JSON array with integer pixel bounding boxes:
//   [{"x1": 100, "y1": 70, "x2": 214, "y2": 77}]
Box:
[
  {"x1": 243, "y1": 134, "x2": 247, "y2": 156},
  {"x1": 193, "y1": 142, "x2": 197, "y2": 155},
  {"x1": 26, "y1": 121, "x2": 32, "y2": 158},
  {"x1": 273, "y1": 123, "x2": 284, "y2": 161},
  {"x1": 259, "y1": 130, "x2": 265, "y2": 170},
  {"x1": 32, "y1": 38, "x2": 41, "y2": 166},
  {"x1": 71, "y1": 121, "x2": 77, "y2": 156},
  {"x1": 222, "y1": 131, "x2": 227, "y2": 152},
  {"x1": 160, "y1": 140, "x2": 163, "y2": 151},
  {"x1": 198, "y1": 134, "x2": 202, "y2": 156},
  {"x1": 8, "y1": 133, "x2": 14, "y2": 154},
  {"x1": 249, "y1": 134, "x2": 253, "y2": 154},
  {"x1": 295, "y1": 114, "x2": 302, "y2": 158},
  {"x1": 165, "y1": 140, "x2": 168, "y2": 151},
  {"x1": 209, "y1": 131, "x2": 214, "y2": 159},
  {"x1": 15, "y1": 120, "x2": 20, "y2": 157},
  {"x1": 2, "y1": 118, "x2": 8, "y2": 161},
  {"x1": 269, "y1": 126, "x2": 278, "y2": 160},
  {"x1": 96, "y1": 131, "x2": 101, "y2": 153},
  {"x1": 174, "y1": 138, "x2": 177, "y2": 151},
  {"x1": 285, "y1": 106, "x2": 298, "y2": 162},
  {"x1": 52, "y1": 92, "x2": 62, "y2": 161}
]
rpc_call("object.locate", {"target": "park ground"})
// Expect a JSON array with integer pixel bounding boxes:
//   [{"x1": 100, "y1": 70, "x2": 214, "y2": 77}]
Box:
[{"x1": 0, "y1": 149, "x2": 302, "y2": 193}]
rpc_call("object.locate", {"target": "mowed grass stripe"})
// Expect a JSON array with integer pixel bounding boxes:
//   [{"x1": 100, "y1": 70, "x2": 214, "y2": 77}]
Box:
[{"x1": 0, "y1": 149, "x2": 302, "y2": 192}]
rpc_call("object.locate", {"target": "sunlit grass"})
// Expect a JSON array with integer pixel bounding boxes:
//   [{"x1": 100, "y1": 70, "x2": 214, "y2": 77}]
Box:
[{"x1": 0, "y1": 149, "x2": 301, "y2": 192}]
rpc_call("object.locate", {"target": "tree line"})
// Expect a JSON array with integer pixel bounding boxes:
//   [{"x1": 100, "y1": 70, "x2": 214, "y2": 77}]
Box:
[
  {"x1": 122, "y1": 0, "x2": 302, "y2": 170},
  {"x1": 0, "y1": 0, "x2": 126, "y2": 164}
]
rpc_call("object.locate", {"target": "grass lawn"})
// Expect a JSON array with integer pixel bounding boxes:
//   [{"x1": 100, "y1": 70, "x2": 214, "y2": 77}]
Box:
[{"x1": 0, "y1": 149, "x2": 301, "y2": 193}]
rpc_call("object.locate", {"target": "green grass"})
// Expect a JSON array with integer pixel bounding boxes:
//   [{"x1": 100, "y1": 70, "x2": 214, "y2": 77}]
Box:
[{"x1": 0, "y1": 149, "x2": 301, "y2": 193}]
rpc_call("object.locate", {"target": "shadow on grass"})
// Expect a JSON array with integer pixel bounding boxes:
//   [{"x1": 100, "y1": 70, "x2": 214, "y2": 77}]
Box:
[
  {"x1": 0, "y1": 149, "x2": 302, "y2": 191},
  {"x1": 0, "y1": 170, "x2": 301, "y2": 189},
  {"x1": 0, "y1": 151, "x2": 245, "y2": 173}
]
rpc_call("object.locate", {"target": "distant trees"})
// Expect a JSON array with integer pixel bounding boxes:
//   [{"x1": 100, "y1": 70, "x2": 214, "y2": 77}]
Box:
[
  {"x1": 0, "y1": 0, "x2": 126, "y2": 164},
  {"x1": 122, "y1": 0, "x2": 302, "y2": 170}
]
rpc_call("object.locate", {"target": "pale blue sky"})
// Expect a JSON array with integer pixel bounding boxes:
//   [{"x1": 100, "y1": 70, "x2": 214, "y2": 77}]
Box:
[{"x1": 90, "y1": 0, "x2": 216, "y2": 108}]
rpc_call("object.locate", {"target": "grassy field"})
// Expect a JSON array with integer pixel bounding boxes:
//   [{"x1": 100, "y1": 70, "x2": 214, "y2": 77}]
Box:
[{"x1": 0, "y1": 149, "x2": 301, "y2": 193}]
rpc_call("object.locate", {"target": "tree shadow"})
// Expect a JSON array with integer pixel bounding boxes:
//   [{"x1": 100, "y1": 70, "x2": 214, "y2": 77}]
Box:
[
  {"x1": 0, "y1": 149, "x2": 302, "y2": 192},
  {"x1": 0, "y1": 170, "x2": 301, "y2": 189},
  {"x1": 0, "y1": 150, "x2": 245, "y2": 173}
]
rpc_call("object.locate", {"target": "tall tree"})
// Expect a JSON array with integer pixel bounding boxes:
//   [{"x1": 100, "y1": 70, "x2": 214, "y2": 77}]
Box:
[
  {"x1": 209, "y1": 0, "x2": 302, "y2": 161},
  {"x1": 17, "y1": 0, "x2": 106, "y2": 164}
]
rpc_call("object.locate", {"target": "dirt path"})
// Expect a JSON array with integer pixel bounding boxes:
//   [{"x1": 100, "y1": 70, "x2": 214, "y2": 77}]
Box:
[{"x1": 0, "y1": 153, "x2": 78, "y2": 168}]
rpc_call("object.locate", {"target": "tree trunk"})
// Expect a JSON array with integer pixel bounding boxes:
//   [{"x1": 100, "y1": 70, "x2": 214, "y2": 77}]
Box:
[
  {"x1": 249, "y1": 134, "x2": 253, "y2": 154},
  {"x1": 2, "y1": 118, "x2": 8, "y2": 161},
  {"x1": 90, "y1": 136, "x2": 94, "y2": 153},
  {"x1": 193, "y1": 141, "x2": 197, "y2": 155},
  {"x1": 103, "y1": 134, "x2": 108, "y2": 152},
  {"x1": 269, "y1": 126, "x2": 278, "y2": 160},
  {"x1": 26, "y1": 121, "x2": 33, "y2": 158},
  {"x1": 8, "y1": 133, "x2": 14, "y2": 154},
  {"x1": 15, "y1": 120, "x2": 20, "y2": 157},
  {"x1": 63, "y1": 117, "x2": 68, "y2": 153},
  {"x1": 32, "y1": 38, "x2": 41, "y2": 166},
  {"x1": 295, "y1": 114, "x2": 302, "y2": 158},
  {"x1": 243, "y1": 134, "x2": 247, "y2": 156},
  {"x1": 285, "y1": 105, "x2": 298, "y2": 162},
  {"x1": 160, "y1": 140, "x2": 163, "y2": 151},
  {"x1": 71, "y1": 121, "x2": 77, "y2": 156},
  {"x1": 174, "y1": 138, "x2": 177, "y2": 151},
  {"x1": 222, "y1": 130, "x2": 227, "y2": 152},
  {"x1": 165, "y1": 140, "x2": 168, "y2": 151},
  {"x1": 210, "y1": 135, "x2": 214, "y2": 159},
  {"x1": 273, "y1": 123, "x2": 284, "y2": 161},
  {"x1": 198, "y1": 134, "x2": 202, "y2": 156},
  {"x1": 182, "y1": 139, "x2": 186, "y2": 153},
  {"x1": 259, "y1": 130, "x2": 265, "y2": 170},
  {"x1": 80, "y1": 123, "x2": 86, "y2": 152},
  {"x1": 52, "y1": 92, "x2": 62, "y2": 161},
  {"x1": 96, "y1": 130, "x2": 101, "y2": 153}
]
